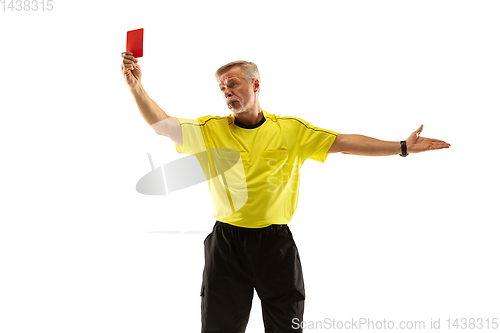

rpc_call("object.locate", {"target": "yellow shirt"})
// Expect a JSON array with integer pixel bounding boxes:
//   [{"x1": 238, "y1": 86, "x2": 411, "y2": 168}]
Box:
[{"x1": 174, "y1": 109, "x2": 338, "y2": 228}]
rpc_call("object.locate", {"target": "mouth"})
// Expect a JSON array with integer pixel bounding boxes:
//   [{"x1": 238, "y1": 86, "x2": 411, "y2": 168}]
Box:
[{"x1": 227, "y1": 99, "x2": 239, "y2": 109}]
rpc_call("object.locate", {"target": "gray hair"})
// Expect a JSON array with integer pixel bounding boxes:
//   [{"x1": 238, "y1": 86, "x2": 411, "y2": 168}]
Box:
[{"x1": 215, "y1": 60, "x2": 261, "y2": 95}]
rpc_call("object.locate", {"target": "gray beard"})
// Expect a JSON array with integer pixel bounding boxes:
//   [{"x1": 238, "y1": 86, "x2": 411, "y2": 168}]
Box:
[
  {"x1": 232, "y1": 105, "x2": 246, "y2": 114},
  {"x1": 229, "y1": 99, "x2": 247, "y2": 114}
]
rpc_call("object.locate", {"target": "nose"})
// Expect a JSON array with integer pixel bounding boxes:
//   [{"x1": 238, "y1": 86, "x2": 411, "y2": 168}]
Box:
[{"x1": 224, "y1": 88, "x2": 233, "y2": 99}]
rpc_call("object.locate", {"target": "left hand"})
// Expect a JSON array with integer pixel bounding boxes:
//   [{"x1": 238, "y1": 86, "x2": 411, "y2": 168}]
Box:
[{"x1": 406, "y1": 125, "x2": 451, "y2": 154}]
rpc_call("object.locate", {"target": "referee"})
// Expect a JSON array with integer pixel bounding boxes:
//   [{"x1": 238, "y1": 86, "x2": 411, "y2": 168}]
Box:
[{"x1": 121, "y1": 52, "x2": 451, "y2": 333}]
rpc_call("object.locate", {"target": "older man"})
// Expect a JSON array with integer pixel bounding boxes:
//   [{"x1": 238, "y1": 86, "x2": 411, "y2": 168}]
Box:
[{"x1": 121, "y1": 53, "x2": 450, "y2": 333}]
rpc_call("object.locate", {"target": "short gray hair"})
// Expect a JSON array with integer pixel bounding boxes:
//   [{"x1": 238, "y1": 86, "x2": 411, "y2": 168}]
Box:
[{"x1": 215, "y1": 60, "x2": 261, "y2": 95}]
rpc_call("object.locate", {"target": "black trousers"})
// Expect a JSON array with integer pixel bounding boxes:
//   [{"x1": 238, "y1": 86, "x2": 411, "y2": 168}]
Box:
[{"x1": 201, "y1": 220, "x2": 305, "y2": 333}]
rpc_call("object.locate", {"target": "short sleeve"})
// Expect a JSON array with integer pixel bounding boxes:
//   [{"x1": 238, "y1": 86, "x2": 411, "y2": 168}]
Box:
[
  {"x1": 292, "y1": 117, "x2": 338, "y2": 163},
  {"x1": 174, "y1": 117, "x2": 207, "y2": 155}
]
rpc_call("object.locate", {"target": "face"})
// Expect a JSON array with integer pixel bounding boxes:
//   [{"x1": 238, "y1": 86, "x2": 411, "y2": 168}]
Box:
[{"x1": 218, "y1": 66, "x2": 257, "y2": 114}]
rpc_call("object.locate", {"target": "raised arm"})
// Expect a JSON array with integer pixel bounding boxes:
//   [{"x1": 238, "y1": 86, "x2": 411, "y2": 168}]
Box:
[
  {"x1": 120, "y1": 51, "x2": 182, "y2": 146},
  {"x1": 328, "y1": 125, "x2": 450, "y2": 156}
]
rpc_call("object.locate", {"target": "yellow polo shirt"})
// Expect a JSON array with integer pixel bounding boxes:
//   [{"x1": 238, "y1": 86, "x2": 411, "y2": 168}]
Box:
[{"x1": 174, "y1": 109, "x2": 337, "y2": 228}]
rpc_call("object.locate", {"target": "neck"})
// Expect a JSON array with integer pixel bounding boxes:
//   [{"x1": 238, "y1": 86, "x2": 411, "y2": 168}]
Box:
[{"x1": 233, "y1": 101, "x2": 262, "y2": 126}]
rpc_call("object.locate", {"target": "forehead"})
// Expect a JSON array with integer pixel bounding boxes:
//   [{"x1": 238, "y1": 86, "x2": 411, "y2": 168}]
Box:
[{"x1": 218, "y1": 66, "x2": 243, "y2": 85}]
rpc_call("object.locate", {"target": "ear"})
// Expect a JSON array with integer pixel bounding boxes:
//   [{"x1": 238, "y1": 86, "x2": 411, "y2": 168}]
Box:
[{"x1": 253, "y1": 78, "x2": 260, "y2": 93}]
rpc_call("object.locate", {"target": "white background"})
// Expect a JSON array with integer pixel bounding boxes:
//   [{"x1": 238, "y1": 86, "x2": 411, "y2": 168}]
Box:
[{"x1": 1, "y1": 0, "x2": 499, "y2": 332}]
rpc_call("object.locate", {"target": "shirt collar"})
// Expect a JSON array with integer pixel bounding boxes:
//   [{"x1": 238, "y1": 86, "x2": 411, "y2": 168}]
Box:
[{"x1": 230, "y1": 109, "x2": 267, "y2": 129}]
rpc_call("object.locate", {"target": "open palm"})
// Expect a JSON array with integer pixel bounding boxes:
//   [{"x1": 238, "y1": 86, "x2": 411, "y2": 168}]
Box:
[{"x1": 406, "y1": 125, "x2": 451, "y2": 154}]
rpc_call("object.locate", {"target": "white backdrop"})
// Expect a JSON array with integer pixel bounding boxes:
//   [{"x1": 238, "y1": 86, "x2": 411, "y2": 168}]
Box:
[{"x1": 1, "y1": 0, "x2": 499, "y2": 332}]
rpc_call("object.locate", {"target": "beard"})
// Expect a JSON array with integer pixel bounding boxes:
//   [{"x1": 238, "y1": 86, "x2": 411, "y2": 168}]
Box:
[{"x1": 228, "y1": 98, "x2": 247, "y2": 114}]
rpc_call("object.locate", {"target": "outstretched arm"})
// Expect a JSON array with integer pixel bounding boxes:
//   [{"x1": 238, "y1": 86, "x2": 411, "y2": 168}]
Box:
[{"x1": 327, "y1": 125, "x2": 451, "y2": 156}]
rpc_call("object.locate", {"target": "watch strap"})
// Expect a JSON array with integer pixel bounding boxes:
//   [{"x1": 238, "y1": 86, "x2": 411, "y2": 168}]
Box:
[{"x1": 400, "y1": 141, "x2": 408, "y2": 157}]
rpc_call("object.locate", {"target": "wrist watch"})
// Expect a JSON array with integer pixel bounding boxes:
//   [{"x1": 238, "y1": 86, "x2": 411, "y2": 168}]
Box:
[{"x1": 400, "y1": 141, "x2": 408, "y2": 157}]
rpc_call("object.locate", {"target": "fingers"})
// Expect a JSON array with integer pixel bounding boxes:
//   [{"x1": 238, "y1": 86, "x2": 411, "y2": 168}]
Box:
[
  {"x1": 432, "y1": 139, "x2": 451, "y2": 149},
  {"x1": 427, "y1": 137, "x2": 450, "y2": 145},
  {"x1": 409, "y1": 136, "x2": 451, "y2": 154},
  {"x1": 415, "y1": 124, "x2": 424, "y2": 135},
  {"x1": 430, "y1": 143, "x2": 450, "y2": 150},
  {"x1": 121, "y1": 51, "x2": 138, "y2": 70},
  {"x1": 121, "y1": 51, "x2": 135, "y2": 58},
  {"x1": 425, "y1": 138, "x2": 451, "y2": 151}
]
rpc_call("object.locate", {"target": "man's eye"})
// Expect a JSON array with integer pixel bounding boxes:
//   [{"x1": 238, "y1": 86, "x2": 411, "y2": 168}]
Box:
[{"x1": 231, "y1": 83, "x2": 236, "y2": 86}]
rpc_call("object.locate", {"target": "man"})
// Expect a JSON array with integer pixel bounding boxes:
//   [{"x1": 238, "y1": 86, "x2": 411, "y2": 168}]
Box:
[{"x1": 121, "y1": 52, "x2": 450, "y2": 332}]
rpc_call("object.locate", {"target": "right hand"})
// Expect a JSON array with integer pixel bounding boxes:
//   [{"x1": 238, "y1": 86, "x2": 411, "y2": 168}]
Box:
[{"x1": 121, "y1": 51, "x2": 142, "y2": 90}]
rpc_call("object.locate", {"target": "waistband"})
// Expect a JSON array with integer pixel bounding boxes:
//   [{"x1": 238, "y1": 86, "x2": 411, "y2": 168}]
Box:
[{"x1": 214, "y1": 220, "x2": 288, "y2": 233}]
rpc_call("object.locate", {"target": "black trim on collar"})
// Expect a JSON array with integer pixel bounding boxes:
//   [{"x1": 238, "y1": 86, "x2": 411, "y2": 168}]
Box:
[{"x1": 233, "y1": 114, "x2": 266, "y2": 129}]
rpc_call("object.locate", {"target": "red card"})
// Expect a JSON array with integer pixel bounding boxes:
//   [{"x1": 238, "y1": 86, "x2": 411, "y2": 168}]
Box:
[{"x1": 126, "y1": 28, "x2": 144, "y2": 58}]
